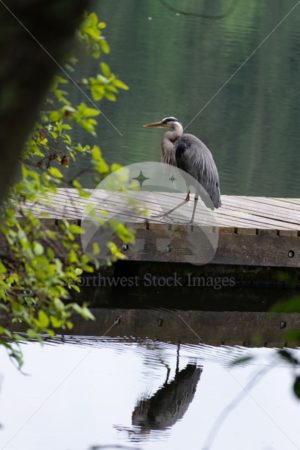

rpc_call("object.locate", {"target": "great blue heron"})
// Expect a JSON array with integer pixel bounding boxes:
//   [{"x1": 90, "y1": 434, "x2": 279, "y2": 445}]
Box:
[
  {"x1": 132, "y1": 363, "x2": 202, "y2": 431},
  {"x1": 143, "y1": 116, "x2": 221, "y2": 222}
]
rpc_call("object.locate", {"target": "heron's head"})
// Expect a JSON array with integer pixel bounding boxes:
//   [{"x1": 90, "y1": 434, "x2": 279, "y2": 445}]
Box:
[{"x1": 143, "y1": 116, "x2": 180, "y2": 129}]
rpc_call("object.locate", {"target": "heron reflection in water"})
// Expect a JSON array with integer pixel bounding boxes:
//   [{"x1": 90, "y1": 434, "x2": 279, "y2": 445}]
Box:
[
  {"x1": 132, "y1": 345, "x2": 202, "y2": 433},
  {"x1": 143, "y1": 117, "x2": 221, "y2": 223}
]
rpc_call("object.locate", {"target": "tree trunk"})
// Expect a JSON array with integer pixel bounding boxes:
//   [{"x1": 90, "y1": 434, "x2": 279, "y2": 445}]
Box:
[{"x1": 0, "y1": 0, "x2": 90, "y2": 202}]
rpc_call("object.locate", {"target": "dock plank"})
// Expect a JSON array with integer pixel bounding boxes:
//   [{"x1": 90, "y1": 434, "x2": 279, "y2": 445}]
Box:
[{"x1": 26, "y1": 189, "x2": 300, "y2": 230}]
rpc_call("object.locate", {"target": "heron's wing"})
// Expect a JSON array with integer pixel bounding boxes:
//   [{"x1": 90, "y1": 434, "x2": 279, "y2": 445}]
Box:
[{"x1": 175, "y1": 134, "x2": 221, "y2": 208}]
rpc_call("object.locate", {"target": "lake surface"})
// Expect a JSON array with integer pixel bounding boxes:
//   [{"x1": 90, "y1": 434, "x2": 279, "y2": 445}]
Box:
[
  {"x1": 70, "y1": 0, "x2": 300, "y2": 198},
  {"x1": 0, "y1": 339, "x2": 300, "y2": 450}
]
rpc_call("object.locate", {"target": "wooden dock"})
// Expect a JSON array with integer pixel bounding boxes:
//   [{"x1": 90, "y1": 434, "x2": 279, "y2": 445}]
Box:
[
  {"x1": 21, "y1": 189, "x2": 300, "y2": 347},
  {"x1": 27, "y1": 188, "x2": 300, "y2": 268}
]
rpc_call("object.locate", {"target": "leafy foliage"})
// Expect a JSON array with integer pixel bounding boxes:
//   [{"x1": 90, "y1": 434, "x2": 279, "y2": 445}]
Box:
[
  {"x1": 277, "y1": 349, "x2": 299, "y2": 366},
  {"x1": 0, "y1": 12, "x2": 130, "y2": 367},
  {"x1": 293, "y1": 376, "x2": 300, "y2": 399},
  {"x1": 229, "y1": 355, "x2": 254, "y2": 367}
]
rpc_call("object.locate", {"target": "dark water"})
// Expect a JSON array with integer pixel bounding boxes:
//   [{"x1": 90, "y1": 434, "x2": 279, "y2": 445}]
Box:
[
  {"x1": 70, "y1": 0, "x2": 300, "y2": 198},
  {"x1": 0, "y1": 339, "x2": 299, "y2": 450}
]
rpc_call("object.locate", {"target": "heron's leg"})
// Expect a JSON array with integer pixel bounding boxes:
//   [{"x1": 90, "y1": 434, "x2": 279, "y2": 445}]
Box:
[
  {"x1": 158, "y1": 357, "x2": 171, "y2": 385},
  {"x1": 164, "y1": 366, "x2": 171, "y2": 385},
  {"x1": 189, "y1": 194, "x2": 199, "y2": 224},
  {"x1": 152, "y1": 191, "x2": 190, "y2": 218},
  {"x1": 176, "y1": 342, "x2": 180, "y2": 375}
]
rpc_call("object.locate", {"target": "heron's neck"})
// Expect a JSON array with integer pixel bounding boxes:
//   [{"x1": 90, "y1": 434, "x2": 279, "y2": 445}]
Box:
[
  {"x1": 161, "y1": 123, "x2": 183, "y2": 166},
  {"x1": 165, "y1": 122, "x2": 183, "y2": 142}
]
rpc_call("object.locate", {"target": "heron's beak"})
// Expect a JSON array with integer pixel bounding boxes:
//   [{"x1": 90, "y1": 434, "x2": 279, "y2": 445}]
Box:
[{"x1": 143, "y1": 121, "x2": 165, "y2": 128}]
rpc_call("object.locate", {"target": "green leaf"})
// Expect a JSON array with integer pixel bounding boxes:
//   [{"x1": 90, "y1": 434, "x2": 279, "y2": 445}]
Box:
[
  {"x1": 91, "y1": 145, "x2": 109, "y2": 173},
  {"x1": 72, "y1": 304, "x2": 95, "y2": 320},
  {"x1": 49, "y1": 111, "x2": 63, "y2": 121},
  {"x1": 293, "y1": 376, "x2": 300, "y2": 399},
  {"x1": 69, "y1": 249, "x2": 78, "y2": 263},
  {"x1": 86, "y1": 12, "x2": 98, "y2": 27},
  {"x1": 92, "y1": 242, "x2": 100, "y2": 255},
  {"x1": 230, "y1": 355, "x2": 254, "y2": 367},
  {"x1": 0, "y1": 261, "x2": 7, "y2": 274},
  {"x1": 100, "y1": 39, "x2": 110, "y2": 54},
  {"x1": 47, "y1": 247, "x2": 55, "y2": 259},
  {"x1": 48, "y1": 167, "x2": 63, "y2": 179},
  {"x1": 91, "y1": 84, "x2": 104, "y2": 101},
  {"x1": 101, "y1": 62, "x2": 111, "y2": 77},
  {"x1": 72, "y1": 180, "x2": 91, "y2": 198},
  {"x1": 69, "y1": 224, "x2": 82, "y2": 234},
  {"x1": 115, "y1": 223, "x2": 135, "y2": 244},
  {"x1": 37, "y1": 310, "x2": 50, "y2": 328},
  {"x1": 277, "y1": 349, "x2": 299, "y2": 366},
  {"x1": 50, "y1": 316, "x2": 63, "y2": 328},
  {"x1": 66, "y1": 321, "x2": 74, "y2": 330},
  {"x1": 105, "y1": 92, "x2": 116, "y2": 102},
  {"x1": 81, "y1": 306, "x2": 95, "y2": 320},
  {"x1": 113, "y1": 79, "x2": 129, "y2": 90},
  {"x1": 54, "y1": 298, "x2": 64, "y2": 311},
  {"x1": 21, "y1": 164, "x2": 28, "y2": 178},
  {"x1": 27, "y1": 329, "x2": 39, "y2": 339},
  {"x1": 33, "y1": 241, "x2": 44, "y2": 256},
  {"x1": 78, "y1": 104, "x2": 100, "y2": 117},
  {"x1": 9, "y1": 348, "x2": 23, "y2": 368},
  {"x1": 91, "y1": 145, "x2": 101, "y2": 160}
]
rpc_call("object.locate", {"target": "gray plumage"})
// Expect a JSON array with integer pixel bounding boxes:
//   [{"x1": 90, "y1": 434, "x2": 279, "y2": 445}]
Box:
[
  {"x1": 160, "y1": 117, "x2": 221, "y2": 209},
  {"x1": 174, "y1": 133, "x2": 221, "y2": 208},
  {"x1": 143, "y1": 116, "x2": 221, "y2": 221}
]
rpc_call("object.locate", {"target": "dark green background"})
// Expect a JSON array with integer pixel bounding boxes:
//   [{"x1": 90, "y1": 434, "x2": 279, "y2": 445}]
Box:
[{"x1": 71, "y1": 0, "x2": 300, "y2": 197}]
